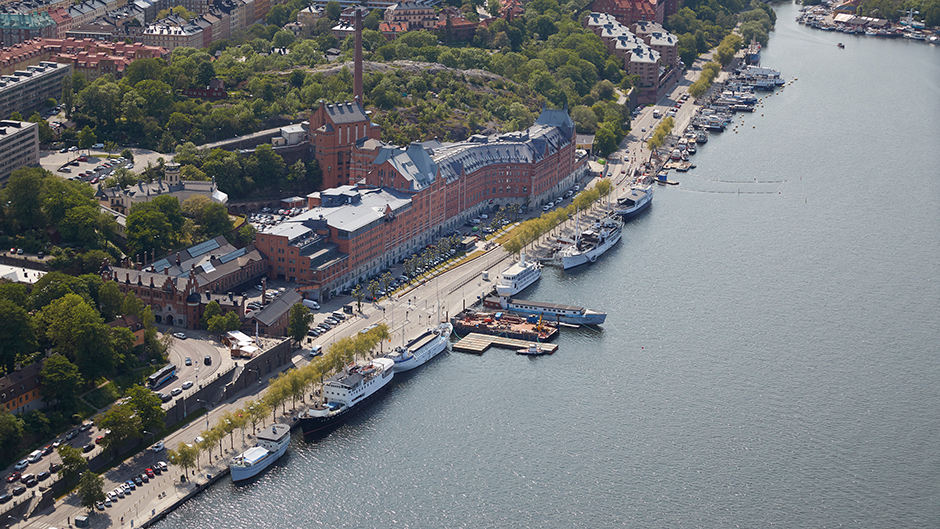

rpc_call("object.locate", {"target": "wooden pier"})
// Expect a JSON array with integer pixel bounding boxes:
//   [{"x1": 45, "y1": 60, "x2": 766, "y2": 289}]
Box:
[{"x1": 452, "y1": 333, "x2": 559, "y2": 355}]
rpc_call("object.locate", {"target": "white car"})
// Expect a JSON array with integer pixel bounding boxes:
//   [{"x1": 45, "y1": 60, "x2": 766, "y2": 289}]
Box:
[
  {"x1": 14, "y1": 459, "x2": 28, "y2": 471},
  {"x1": 181, "y1": 381, "x2": 193, "y2": 390},
  {"x1": 151, "y1": 441, "x2": 165, "y2": 453},
  {"x1": 172, "y1": 332, "x2": 186, "y2": 340}
]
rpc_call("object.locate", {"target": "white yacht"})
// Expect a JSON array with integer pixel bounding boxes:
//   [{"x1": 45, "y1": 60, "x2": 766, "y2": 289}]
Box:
[
  {"x1": 230, "y1": 423, "x2": 291, "y2": 482},
  {"x1": 495, "y1": 252, "x2": 542, "y2": 297},
  {"x1": 559, "y1": 215, "x2": 623, "y2": 270},
  {"x1": 385, "y1": 323, "x2": 452, "y2": 372}
]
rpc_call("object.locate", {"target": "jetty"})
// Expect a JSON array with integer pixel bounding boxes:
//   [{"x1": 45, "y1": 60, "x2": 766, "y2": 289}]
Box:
[{"x1": 453, "y1": 332, "x2": 559, "y2": 355}]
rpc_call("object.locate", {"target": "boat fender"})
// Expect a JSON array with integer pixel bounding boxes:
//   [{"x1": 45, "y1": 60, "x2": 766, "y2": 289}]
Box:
[{"x1": 589, "y1": 255, "x2": 597, "y2": 263}]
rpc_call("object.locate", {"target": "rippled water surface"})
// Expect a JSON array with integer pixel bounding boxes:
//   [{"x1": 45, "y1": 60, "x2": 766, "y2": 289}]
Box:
[{"x1": 156, "y1": 4, "x2": 940, "y2": 527}]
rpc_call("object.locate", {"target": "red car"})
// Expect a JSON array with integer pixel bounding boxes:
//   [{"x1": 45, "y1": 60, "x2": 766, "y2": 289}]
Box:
[
  {"x1": 145, "y1": 468, "x2": 154, "y2": 478},
  {"x1": 7, "y1": 472, "x2": 21, "y2": 483},
  {"x1": 77, "y1": 156, "x2": 87, "y2": 162},
  {"x1": 95, "y1": 435, "x2": 105, "y2": 444}
]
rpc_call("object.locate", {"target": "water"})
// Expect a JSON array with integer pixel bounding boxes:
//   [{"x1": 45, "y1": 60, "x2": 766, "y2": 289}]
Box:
[{"x1": 156, "y1": 5, "x2": 940, "y2": 527}]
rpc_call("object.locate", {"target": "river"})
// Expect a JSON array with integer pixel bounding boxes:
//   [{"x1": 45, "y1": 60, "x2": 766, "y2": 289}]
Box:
[{"x1": 155, "y1": 3, "x2": 940, "y2": 527}]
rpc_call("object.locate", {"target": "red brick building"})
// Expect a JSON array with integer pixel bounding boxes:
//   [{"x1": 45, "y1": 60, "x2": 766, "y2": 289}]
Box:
[
  {"x1": 262, "y1": 106, "x2": 587, "y2": 301},
  {"x1": 308, "y1": 99, "x2": 382, "y2": 190},
  {"x1": 100, "y1": 236, "x2": 268, "y2": 330},
  {"x1": 589, "y1": 0, "x2": 664, "y2": 25}
]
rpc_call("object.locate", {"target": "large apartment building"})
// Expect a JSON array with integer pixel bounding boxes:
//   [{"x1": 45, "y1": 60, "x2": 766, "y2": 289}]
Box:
[
  {"x1": 0, "y1": 60, "x2": 71, "y2": 119},
  {"x1": 0, "y1": 119, "x2": 38, "y2": 184}
]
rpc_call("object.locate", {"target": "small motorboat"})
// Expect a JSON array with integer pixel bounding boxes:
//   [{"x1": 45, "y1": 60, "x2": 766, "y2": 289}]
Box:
[
  {"x1": 837, "y1": 42, "x2": 844, "y2": 48},
  {"x1": 517, "y1": 343, "x2": 552, "y2": 356}
]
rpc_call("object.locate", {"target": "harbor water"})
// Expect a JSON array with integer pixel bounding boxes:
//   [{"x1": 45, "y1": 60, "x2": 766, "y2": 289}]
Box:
[{"x1": 155, "y1": 3, "x2": 939, "y2": 527}]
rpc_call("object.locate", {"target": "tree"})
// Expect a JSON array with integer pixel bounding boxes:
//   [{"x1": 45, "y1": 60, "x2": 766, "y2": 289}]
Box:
[
  {"x1": 56, "y1": 444, "x2": 87, "y2": 482},
  {"x1": 39, "y1": 355, "x2": 84, "y2": 412},
  {"x1": 272, "y1": 30, "x2": 295, "y2": 49},
  {"x1": 125, "y1": 384, "x2": 166, "y2": 432},
  {"x1": 78, "y1": 126, "x2": 96, "y2": 151},
  {"x1": 288, "y1": 303, "x2": 313, "y2": 345},
  {"x1": 98, "y1": 280, "x2": 123, "y2": 322},
  {"x1": 40, "y1": 293, "x2": 117, "y2": 380},
  {"x1": 98, "y1": 402, "x2": 143, "y2": 457},
  {"x1": 325, "y1": 0, "x2": 341, "y2": 20},
  {"x1": 0, "y1": 409, "x2": 24, "y2": 459},
  {"x1": 78, "y1": 471, "x2": 106, "y2": 511},
  {"x1": 103, "y1": 140, "x2": 118, "y2": 155},
  {"x1": 61, "y1": 74, "x2": 74, "y2": 120},
  {"x1": 167, "y1": 442, "x2": 197, "y2": 479},
  {"x1": 198, "y1": 203, "x2": 233, "y2": 238},
  {"x1": 28, "y1": 112, "x2": 54, "y2": 143},
  {"x1": 267, "y1": 4, "x2": 292, "y2": 27},
  {"x1": 125, "y1": 195, "x2": 185, "y2": 257},
  {"x1": 0, "y1": 299, "x2": 35, "y2": 373},
  {"x1": 121, "y1": 148, "x2": 134, "y2": 162}
]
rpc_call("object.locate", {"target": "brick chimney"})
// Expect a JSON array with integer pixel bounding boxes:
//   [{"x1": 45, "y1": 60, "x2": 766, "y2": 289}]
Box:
[{"x1": 354, "y1": 8, "x2": 363, "y2": 102}]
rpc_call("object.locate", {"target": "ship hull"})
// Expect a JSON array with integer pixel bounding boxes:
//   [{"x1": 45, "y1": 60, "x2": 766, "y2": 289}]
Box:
[
  {"x1": 300, "y1": 379, "x2": 393, "y2": 438},
  {"x1": 230, "y1": 439, "x2": 289, "y2": 482},
  {"x1": 391, "y1": 326, "x2": 451, "y2": 373},
  {"x1": 562, "y1": 231, "x2": 622, "y2": 270},
  {"x1": 614, "y1": 188, "x2": 653, "y2": 220},
  {"x1": 494, "y1": 268, "x2": 541, "y2": 297}
]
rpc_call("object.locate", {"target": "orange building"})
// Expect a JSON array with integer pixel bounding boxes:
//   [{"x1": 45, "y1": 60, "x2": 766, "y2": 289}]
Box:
[
  {"x1": 308, "y1": 99, "x2": 382, "y2": 190},
  {"x1": 0, "y1": 357, "x2": 48, "y2": 414}
]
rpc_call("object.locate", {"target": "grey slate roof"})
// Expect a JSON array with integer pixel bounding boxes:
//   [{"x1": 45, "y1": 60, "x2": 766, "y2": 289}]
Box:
[{"x1": 250, "y1": 290, "x2": 302, "y2": 327}]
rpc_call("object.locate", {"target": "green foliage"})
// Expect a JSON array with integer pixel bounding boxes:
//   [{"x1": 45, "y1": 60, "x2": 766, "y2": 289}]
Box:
[
  {"x1": 0, "y1": 299, "x2": 35, "y2": 373},
  {"x1": 125, "y1": 195, "x2": 186, "y2": 257},
  {"x1": 56, "y1": 444, "x2": 87, "y2": 482},
  {"x1": 125, "y1": 384, "x2": 166, "y2": 432},
  {"x1": 39, "y1": 355, "x2": 84, "y2": 412},
  {"x1": 289, "y1": 303, "x2": 314, "y2": 345},
  {"x1": 97, "y1": 401, "x2": 143, "y2": 456},
  {"x1": 78, "y1": 471, "x2": 106, "y2": 511},
  {"x1": 0, "y1": 408, "x2": 25, "y2": 464}
]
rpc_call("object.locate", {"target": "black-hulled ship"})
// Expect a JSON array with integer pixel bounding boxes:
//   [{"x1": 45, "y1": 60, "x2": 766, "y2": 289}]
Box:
[{"x1": 299, "y1": 357, "x2": 395, "y2": 438}]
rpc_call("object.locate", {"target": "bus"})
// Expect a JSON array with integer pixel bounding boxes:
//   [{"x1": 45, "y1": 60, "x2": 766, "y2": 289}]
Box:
[{"x1": 147, "y1": 364, "x2": 177, "y2": 389}]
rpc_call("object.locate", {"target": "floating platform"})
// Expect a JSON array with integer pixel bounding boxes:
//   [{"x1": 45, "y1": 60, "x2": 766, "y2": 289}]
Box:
[
  {"x1": 452, "y1": 310, "x2": 558, "y2": 342},
  {"x1": 665, "y1": 161, "x2": 694, "y2": 172},
  {"x1": 453, "y1": 333, "x2": 559, "y2": 355}
]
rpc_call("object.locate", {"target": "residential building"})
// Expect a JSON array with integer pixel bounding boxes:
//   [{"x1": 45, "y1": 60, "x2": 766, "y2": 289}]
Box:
[
  {"x1": 584, "y1": 12, "x2": 679, "y2": 104},
  {"x1": 435, "y1": 7, "x2": 476, "y2": 41},
  {"x1": 0, "y1": 12, "x2": 56, "y2": 47},
  {"x1": 0, "y1": 60, "x2": 71, "y2": 120},
  {"x1": 140, "y1": 19, "x2": 203, "y2": 50},
  {"x1": 588, "y1": 0, "x2": 663, "y2": 26},
  {"x1": 0, "y1": 119, "x2": 38, "y2": 184},
  {"x1": 51, "y1": 39, "x2": 167, "y2": 81},
  {"x1": 182, "y1": 77, "x2": 227, "y2": 99},
  {"x1": 0, "y1": 356, "x2": 49, "y2": 415},
  {"x1": 378, "y1": 21, "x2": 406, "y2": 40},
  {"x1": 95, "y1": 162, "x2": 227, "y2": 215},
  {"x1": 384, "y1": 2, "x2": 436, "y2": 30},
  {"x1": 100, "y1": 236, "x2": 269, "y2": 329},
  {"x1": 107, "y1": 314, "x2": 145, "y2": 346}
]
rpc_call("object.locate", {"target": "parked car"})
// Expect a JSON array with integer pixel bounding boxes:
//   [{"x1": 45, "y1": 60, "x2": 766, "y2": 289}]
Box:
[
  {"x1": 171, "y1": 387, "x2": 182, "y2": 397},
  {"x1": 49, "y1": 462, "x2": 61, "y2": 473},
  {"x1": 157, "y1": 461, "x2": 168, "y2": 472},
  {"x1": 173, "y1": 332, "x2": 186, "y2": 339},
  {"x1": 37, "y1": 471, "x2": 50, "y2": 481},
  {"x1": 182, "y1": 381, "x2": 193, "y2": 390},
  {"x1": 7, "y1": 472, "x2": 21, "y2": 483},
  {"x1": 139, "y1": 473, "x2": 148, "y2": 483},
  {"x1": 125, "y1": 480, "x2": 136, "y2": 490},
  {"x1": 12, "y1": 485, "x2": 26, "y2": 496},
  {"x1": 145, "y1": 468, "x2": 154, "y2": 478},
  {"x1": 0, "y1": 493, "x2": 12, "y2": 504},
  {"x1": 83, "y1": 443, "x2": 94, "y2": 452},
  {"x1": 13, "y1": 459, "x2": 28, "y2": 471}
]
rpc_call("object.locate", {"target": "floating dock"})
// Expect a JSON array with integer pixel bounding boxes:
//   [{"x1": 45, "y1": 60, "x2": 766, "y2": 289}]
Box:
[{"x1": 453, "y1": 333, "x2": 559, "y2": 355}]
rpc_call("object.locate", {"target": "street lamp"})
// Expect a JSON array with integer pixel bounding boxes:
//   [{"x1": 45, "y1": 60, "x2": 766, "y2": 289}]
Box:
[
  {"x1": 143, "y1": 430, "x2": 155, "y2": 467},
  {"x1": 195, "y1": 399, "x2": 209, "y2": 430}
]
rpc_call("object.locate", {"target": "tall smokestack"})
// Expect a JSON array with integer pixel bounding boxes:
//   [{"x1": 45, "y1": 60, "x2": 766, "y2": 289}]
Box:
[{"x1": 354, "y1": 8, "x2": 363, "y2": 102}]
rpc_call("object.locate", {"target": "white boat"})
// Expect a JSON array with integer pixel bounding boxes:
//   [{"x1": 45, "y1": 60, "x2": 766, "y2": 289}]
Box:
[
  {"x1": 516, "y1": 343, "x2": 552, "y2": 356},
  {"x1": 495, "y1": 252, "x2": 542, "y2": 297},
  {"x1": 489, "y1": 297, "x2": 607, "y2": 326},
  {"x1": 559, "y1": 215, "x2": 623, "y2": 270},
  {"x1": 614, "y1": 184, "x2": 653, "y2": 220},
  {"x1": 300, "y1": 357, "x2": 395, "y2": 437},
  {"x1": 385, "y1": 323, "x2": 452, "y2": 372},
  {"x1": 230, "y1": 423, "x2": 291, "y2": 482}
]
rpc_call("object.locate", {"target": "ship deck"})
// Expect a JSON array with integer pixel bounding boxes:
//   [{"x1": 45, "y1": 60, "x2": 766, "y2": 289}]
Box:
[{"x1": 453, "y1": 333, "x2": 559, "y2": 355}]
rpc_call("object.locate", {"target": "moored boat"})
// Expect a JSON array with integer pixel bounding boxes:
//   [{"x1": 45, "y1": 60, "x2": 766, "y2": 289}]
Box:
[
  {"x1": 614, "y1": 184, "x2": 653, "y2": 220},
  {"x1": 516, "y1": 343, "x2": 553, "y2": 356},
  {"x1": 385, "y1": 323, "x2": 452, "y2": 373},
  {"x1": 495, "y1": 252, "x2": 542, "y2": 297},
  {"x1": 230, "y1": 424, "x2": 291, "y2": 482},
  {"x1": 558, "y1": 214, "x2": 623, "y2": 270},
  {"x1": 299, "y1": 357, "x2": 395, "y2": 437},
  {"x1": 485, "y1": 297, "x2": 607, "y2": 326}
]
